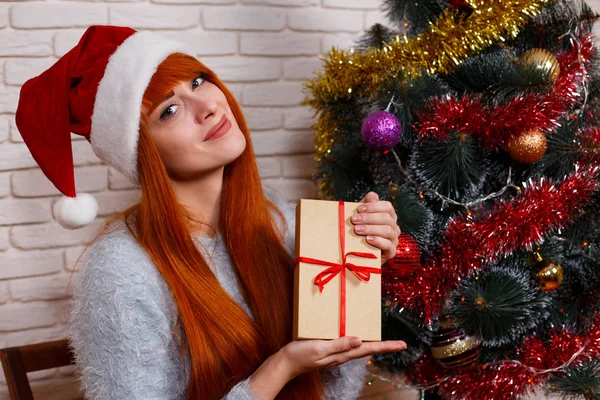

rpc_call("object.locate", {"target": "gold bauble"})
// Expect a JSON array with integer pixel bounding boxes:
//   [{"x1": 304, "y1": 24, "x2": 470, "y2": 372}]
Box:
[
  {"x1": 535, "y1": 261, "x2": 564, "y2": 292},
  {"x1": 521, "y1": 48, "x2": 561, "y2": 83},
  {"x1": 506, "y1": 129, "x2": 547, "y2": 164}
]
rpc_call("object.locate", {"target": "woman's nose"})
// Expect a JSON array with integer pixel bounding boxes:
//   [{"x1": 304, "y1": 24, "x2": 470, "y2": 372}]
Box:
[{"x1": 192, "y1": 96, "x2": 218, "y2": 124}]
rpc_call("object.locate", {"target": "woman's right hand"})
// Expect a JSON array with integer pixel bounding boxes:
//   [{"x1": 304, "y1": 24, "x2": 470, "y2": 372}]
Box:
[{"x1": 248, "y1": 337, "x2": 407, "y2": 399}]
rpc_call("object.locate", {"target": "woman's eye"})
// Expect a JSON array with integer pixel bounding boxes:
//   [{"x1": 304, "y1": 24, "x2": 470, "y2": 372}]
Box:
[
  {"x1": 160, "y1": 104, "x2": 178, "y2": 120},
  {"x1": 192, "y1": 76, "x2": 204, "y2": 89}
]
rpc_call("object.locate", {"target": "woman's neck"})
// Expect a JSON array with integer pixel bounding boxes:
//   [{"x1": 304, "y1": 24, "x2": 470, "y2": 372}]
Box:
[{"x1": 170, "y1": 167, "x2": 224, "y2": 237}]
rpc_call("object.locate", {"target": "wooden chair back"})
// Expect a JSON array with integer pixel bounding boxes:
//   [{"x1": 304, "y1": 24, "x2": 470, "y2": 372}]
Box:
[{"x1": 0, "y1": 339, "x2": 75, "y2": 400}]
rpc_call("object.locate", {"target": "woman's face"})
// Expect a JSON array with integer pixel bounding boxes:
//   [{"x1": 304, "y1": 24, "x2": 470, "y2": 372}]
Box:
[{"x1": 142, "y1": 75, "x2": 246, "y2": 181}]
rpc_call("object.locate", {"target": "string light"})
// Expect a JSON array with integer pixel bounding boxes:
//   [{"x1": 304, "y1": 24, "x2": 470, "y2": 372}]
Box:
[
  {"x1": 389, "y1": 148, "x2": 519, "y2": 211},
  {"x1": 367, "y1": 340, "x2": 590, "y2": 391}
]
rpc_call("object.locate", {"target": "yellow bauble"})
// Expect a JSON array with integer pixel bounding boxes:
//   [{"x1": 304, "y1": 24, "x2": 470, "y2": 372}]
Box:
[
  {"x1": 521, "y1": 48, "x2": 561, "y2": 83},
  {"x1": 535, "y1": 261, "x2": 564, "y2": 292},
  {"x1": 506, "y1": 130, "x2": 547, "y2": 164}
]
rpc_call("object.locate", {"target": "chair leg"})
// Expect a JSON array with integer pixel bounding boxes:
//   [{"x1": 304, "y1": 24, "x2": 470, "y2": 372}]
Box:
[{"x1": 0, "y1": 347, "x2": 34, "y2": 400}]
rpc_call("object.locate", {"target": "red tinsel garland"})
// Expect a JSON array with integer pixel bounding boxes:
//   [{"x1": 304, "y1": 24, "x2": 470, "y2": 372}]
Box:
[
  {"x1": 407, "y1": 315, "x2": 600, "y2": 400},
  {"x1": 415, "y1": 35, "x2": 594, "y2": 148},
  {"x1": 385, "y1": 166, "x2": 600, "y2": 320},
  {"x1": 441, "y1": 165, "x2": 600, "y2": 272}
]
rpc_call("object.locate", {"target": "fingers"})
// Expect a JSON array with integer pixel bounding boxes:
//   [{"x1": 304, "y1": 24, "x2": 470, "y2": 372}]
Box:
[
  {"x1": 326, "y1": 336, "x2": 363, "y2": 356},
  {"x1": 361, "y1": 341, "x2": 407, "y2": 355},
  {"x1": 351, "y1": 212, "x2": 396, "y2": 227},
  {"x1": 365, "y1": 235, "x2": 395, "y2": 254},
  {"x1": 358, "y1": 198, "x2": 396, "y2": 216},
  {"x1": 357, "y1": 199, "x2": 398, "y2": 221},
  {"x1": 319, "y1": 340, "x2": 407, "y2": 367},
  {"x1": 352, "y1": 199, "x2": 401, "y2": 264},
  {"x1": 376, "y1": 237, "x2": 398, "y2": 265},
  {"x1": 352, "y1": 215, "x2": 400, "y2": 238},
  {"x1": 351, "y1": 213, "x2": 400, "y2": 248},
  {"x1": 355, "y1": 224, "x2": 396, "y2": 242},
  {"x1": 359, "y1": 192, "x2": 379, "y2": 204}
]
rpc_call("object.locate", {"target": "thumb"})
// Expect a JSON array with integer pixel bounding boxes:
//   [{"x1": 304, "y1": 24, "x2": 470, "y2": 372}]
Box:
[{"x1": 360, "y1": 191, "x2": 379, "y2": 203}]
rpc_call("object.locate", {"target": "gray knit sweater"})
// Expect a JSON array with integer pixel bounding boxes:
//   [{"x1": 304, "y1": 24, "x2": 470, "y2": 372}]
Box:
[{"x1": 68, "y1": 187, "x2": 369, "y2": 399}]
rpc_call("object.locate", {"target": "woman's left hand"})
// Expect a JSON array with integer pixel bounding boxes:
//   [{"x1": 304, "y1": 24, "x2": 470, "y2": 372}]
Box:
[{"x1": 351, "y1": 192, "x2": 400, "y2": 265}]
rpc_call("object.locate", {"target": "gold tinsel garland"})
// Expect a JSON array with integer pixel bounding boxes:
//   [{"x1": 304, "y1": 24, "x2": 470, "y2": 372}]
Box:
[{"x1": 305, "y1": 0, "x2": 549, "y2": 165}]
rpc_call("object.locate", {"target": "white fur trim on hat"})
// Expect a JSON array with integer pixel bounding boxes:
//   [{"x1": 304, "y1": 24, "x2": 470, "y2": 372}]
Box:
[
  {"x1": 90, "y1": 31, "x2": 195, "y2": 185},
  {"x1": 53, "y1": 193, "x2": 99, "y2": 230}
]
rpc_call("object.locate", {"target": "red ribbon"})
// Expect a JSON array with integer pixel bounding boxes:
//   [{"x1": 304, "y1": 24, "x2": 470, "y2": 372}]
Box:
[{"x1": 295, "y1": 201, "x2": 381, "y2": 337}]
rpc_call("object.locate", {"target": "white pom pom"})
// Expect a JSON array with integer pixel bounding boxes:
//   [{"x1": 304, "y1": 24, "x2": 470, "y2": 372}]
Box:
[{"x1": 52, "y1": 193, "x2": 99, "y2": 230}]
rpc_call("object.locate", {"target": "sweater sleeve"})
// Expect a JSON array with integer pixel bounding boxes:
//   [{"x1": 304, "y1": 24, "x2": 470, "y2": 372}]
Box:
[
  {"x1": 263, "y1": 185, "x2": 370, "y2": 400},
  {"x1": 68, "y1": 230, "x2": 258, "y2": 400}
]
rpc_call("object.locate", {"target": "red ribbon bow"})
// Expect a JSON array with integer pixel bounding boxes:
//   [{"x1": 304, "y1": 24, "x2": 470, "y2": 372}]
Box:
[{"x1": 295, "y1": 201, "x2": 381, "y2": 337}]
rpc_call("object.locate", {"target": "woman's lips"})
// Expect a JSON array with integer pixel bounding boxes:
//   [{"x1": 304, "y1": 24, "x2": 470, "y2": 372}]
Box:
[{"x1": 204, "y1": 115, "x2": 231, "y2": 142}]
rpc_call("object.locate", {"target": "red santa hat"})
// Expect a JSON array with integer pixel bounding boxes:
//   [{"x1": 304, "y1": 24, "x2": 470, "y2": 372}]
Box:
[{"x1": 15, "y1": 25, "x2": 195, "y2": 229}]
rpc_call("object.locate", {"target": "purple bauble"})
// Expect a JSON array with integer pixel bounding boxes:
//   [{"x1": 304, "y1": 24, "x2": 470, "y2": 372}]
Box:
[{"x1": 361, "y1": 111, "x2": 402, "y2": 151}]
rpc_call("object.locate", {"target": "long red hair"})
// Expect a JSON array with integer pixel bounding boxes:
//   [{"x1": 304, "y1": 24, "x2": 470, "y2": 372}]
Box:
[{"x1": 88, "y1": 53, "x2": 324, "y2": 399}]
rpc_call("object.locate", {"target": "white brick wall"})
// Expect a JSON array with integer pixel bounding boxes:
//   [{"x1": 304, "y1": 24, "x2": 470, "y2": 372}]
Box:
[
  {"x1": 0, "y1": 120, "x2": 8, "y2": 143},
  {"x1": 240, "y1": 31, "x2": 321, "y2": 55},
  {"x1": 11, "y1": 3, "x2": 108, "y2": 29},
  {"x1": 4, "y1": 59, "x2": 55, "y2": 87},
  {"x1": 288, "y1": 8, "x2": 364, "y2": 32},
  {"x1": 1, "y1": 1, "x2": 597, "y2": 399},
  {"x1": 202, "y1": 6, "x2": 285, "y2": 30},
  {"x1": 110, "y1": 5, "x2": 200, "y2": 29}
]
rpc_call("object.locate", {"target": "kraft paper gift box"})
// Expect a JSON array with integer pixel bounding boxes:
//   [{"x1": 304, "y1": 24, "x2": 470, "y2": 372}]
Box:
[{"x1": 293, "y1": 199, "x2": 382, "y2": 341}]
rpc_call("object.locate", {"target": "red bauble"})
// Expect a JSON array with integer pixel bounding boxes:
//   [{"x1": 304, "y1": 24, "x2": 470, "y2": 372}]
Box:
[
  {"x1": 449, "y1": 0, "x2": 473, "y2": 10},
  {"x1": 383, "y1": 233, "x2": 421, "y2": 280},
  {"x1": 431, "y1": 316, "x2": 481, "y2": 369}
]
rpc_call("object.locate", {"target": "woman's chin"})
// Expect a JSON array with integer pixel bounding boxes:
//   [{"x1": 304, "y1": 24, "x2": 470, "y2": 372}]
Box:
[{"x1": 217, "y1": 131, "x2": 247, "y2": 158}]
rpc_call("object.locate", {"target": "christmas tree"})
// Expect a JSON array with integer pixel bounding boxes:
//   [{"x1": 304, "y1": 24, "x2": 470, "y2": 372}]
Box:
[{"x1": 305, "y1": 0, "x2": 600, "y2": 399}]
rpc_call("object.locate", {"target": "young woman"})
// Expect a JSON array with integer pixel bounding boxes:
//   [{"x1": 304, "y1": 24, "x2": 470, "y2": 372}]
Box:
[{"x1": 15, "y1": 26, "x2": 406, "y2": 399}]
